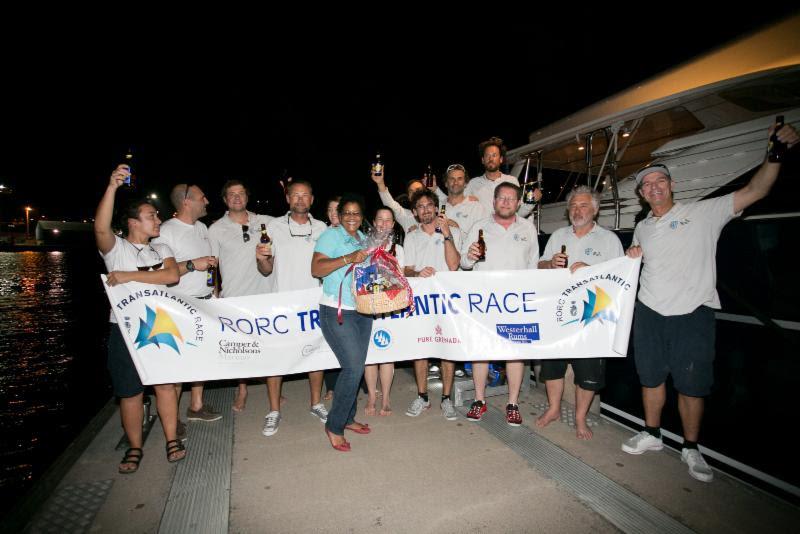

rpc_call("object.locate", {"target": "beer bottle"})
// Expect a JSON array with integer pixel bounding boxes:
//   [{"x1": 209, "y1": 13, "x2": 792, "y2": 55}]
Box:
[
  {"x1": 425, "y1": 164, "x2": 434, "y2": 188},
  {"x1": 561, "y1": 244, "x2": 568, "y2": 268},
  {"x1": 523, "y1": 182, "x2": 537, "y2": 204},
  {"x1": 206, "y1": 265, "x2": 216, "y2": 287},
  {"x1": 435, "y1": 204, "x2": 446, "y2": 233},
  {"x1": 123, "y1": 148, "x2": 135, "y2": 187},
  {"x1": 477, "y1": 229, "x2": 486, "y2": 261},
  {"x1": 768, "y1": 115, "x2": 787, "y2": 163},
  {"x1": 260, "y1": 223, "x2": 270, "y2": 244},
  {"x1": 372, "y1": 152, "x2": 383, "y2": 176},
  {"x1": 389, "y1": 233, "x2": 397, "y2": 256}
]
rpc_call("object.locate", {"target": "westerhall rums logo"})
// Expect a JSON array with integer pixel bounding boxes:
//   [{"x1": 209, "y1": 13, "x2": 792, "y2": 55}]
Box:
[
  {"x1": 562, "y1": 286, "x2": 617, "y2": 327},
  {"x1": 135, "y1": 305, "x2": 185, "y2": 354}
]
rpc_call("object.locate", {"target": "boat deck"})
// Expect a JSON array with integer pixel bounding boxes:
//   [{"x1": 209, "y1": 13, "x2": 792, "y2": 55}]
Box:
[{"x1": 21, "y1": 368, "x2": 799, "y2": 533}]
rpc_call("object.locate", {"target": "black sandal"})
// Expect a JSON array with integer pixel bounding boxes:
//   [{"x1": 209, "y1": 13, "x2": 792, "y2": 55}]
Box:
[
  {"x1": 165, "y1": 439, "x2": 186, "y2": 463},
  {"x1": 119, "y1": 447, "x2": 143, "y2": 474}
]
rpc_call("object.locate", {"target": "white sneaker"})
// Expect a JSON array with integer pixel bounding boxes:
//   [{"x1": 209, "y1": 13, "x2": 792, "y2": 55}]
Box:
[
  {"x1": 621, "y1": 431, "x2": 663, "y2": 455},
  {"x1": 309, "y1": 403, "x2": 328, "y2": 423},
  {"x1": 405, "y1": 396, "x2": 431, "y2": 417},
  {"x1": 262, "y1": 411, "x2": 281, "y2": 436},
  {"x1": 441, "y1": 398, "x2": 458, "y2": 421},
  {"x1": 682, "y1": 448, "x2": 713, "y2": 482}
]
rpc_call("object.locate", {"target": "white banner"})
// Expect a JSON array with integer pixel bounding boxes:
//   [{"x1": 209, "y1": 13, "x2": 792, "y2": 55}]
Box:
[{"x1": 104, "y1": 257, "x2": 640, "y2": 385}]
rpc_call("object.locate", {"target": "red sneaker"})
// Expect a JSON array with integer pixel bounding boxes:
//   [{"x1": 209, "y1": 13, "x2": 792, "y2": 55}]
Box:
[
  {"x1": 506, "y1": 404, "x2": 522, "y2": 426},
  {"x1": 466, "y1": 400, "x2": 487, "y2": 421}
]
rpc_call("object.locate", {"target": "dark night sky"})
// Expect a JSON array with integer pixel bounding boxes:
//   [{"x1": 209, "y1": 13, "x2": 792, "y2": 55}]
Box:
[{"x1": 1, "y1": 10, "x2": 797, "y2": 223}]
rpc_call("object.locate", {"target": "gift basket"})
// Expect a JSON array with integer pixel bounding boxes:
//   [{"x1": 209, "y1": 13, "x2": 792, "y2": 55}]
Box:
[{"x1": 351, "y1": 229, "x2": 413, "y2": 315}]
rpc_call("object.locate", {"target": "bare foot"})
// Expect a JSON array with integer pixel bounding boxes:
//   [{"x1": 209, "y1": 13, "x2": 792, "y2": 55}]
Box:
[
  {"x1": 379, "y1": 405, "x2": 392, "y2": 416},
  {"x1": 535, "y1": 407, "x2": 560, "y2": 428},
  {"x1": 323, "y1": 391, "x2": 333, "y2": 401},
  {"x1": 365, "y1": 405, "x2": 377, "y2": 416},
  {"x1": 233, "y1": 391, "x2": 247, "y2": 412},
  {"x1": 576, "y1": 420, "x2": 593, "y2": 440}
]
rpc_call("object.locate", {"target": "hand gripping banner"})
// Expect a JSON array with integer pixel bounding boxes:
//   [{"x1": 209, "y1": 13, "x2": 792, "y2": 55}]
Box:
[{"x1": 103, "y1": 256, "x2": 640, "y2": 385}]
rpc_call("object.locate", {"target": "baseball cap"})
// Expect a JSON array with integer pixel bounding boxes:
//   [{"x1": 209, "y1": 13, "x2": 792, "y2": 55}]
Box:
[{"x1": 635, "y1": 163, "x2": 671, "y2": 185}]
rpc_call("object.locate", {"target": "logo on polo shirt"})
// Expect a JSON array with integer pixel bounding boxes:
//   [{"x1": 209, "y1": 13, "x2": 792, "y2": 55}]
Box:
[
  {"x1": 373, "y1": 329, "x2": 392, "y2": 349},
  {"x1": 584, "y1": 248, "x2": 601, "y2": 257},
  {"x1": 496, "y1": 323, "x2": 540, "y2": 343},
  {"x1": 670, "y1": 218, "x2": 690, "y2": 230},
  {"x1": 135, "y1": 305, "x2": 184, "y2": 354},
  {"x1": 512, "y1": 234, "x2": 528, "y2": 242}
]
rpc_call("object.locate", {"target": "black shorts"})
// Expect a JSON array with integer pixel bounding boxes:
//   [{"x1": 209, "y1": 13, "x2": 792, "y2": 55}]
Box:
[
  {"x1": 538, "y1": 358, "x2": 606, "y2": 391},
  {"x1": 107, "y1": 325, "x2": 144, "y2": 398},
  {"x1": 633, "y1": 301, "x2": 715, "y2": 397}
]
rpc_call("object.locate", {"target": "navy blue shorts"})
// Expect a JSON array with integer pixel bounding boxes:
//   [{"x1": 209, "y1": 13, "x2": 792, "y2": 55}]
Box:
[
  {"x1": 107, "y1": 326, "x2": 144, "y2": 398},
  {"x1": 633, "y1": 301, "x2": 715, "y2": 397},
  {"x1": 538, "y1": 358, "x2": 606, "y2": 391}
]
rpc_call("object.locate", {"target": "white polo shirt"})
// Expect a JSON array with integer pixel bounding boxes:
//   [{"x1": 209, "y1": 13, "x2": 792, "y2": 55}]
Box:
[
  {"x1": 152, "y1": 218, "x2": 213, "y2": 297},
  {"x1": 460, "y1": 215, "x2": 539, "y2": 271},
  {"x1": 208, "y1": 211, "x2": 274, "y2": 297},
  {"x1": 100, "y1": 236, "x2": 174, "y2": 323},
  {"x1": 633, "y1": 193, "x2": 739, "y2": 316},
  {"x1": 433, "y1": 190, "x2": 489, "y2": 236},
  {"x1": 404, "y1": 226, "x2": 462, "y2": 273},
  {"x1": 266, "y1": 213, "x2": 328, "y2": 292},
  {"x1": 463, "y1": 173, "x2": 534, "y2": 219},
  {"x1": 542, "y1": 223, "x2": 624, "y2": 268},
  {"x1": 378, "y1": 190, "x2": 417, "y2": 232}
]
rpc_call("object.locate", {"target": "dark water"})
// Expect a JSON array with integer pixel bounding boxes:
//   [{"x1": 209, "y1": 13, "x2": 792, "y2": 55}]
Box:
[{"x1": 0, "y1": 250, "x2": 110, "y2": 518}]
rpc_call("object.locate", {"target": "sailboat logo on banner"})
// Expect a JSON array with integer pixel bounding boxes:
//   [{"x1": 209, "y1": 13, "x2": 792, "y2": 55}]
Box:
[
  {"x1": 135, "y1": 305, "x2": 184, "y2": 354},
  {"x1": 562, "y1": 286, "x2": 617, "y2": 327}
]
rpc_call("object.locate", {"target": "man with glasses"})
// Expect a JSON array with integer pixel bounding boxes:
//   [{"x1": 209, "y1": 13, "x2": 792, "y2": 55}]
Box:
[
  {"x1": 461, "y1": 183, "x2": 539, "y2": 426},
  {"x1": 622, "y1": 123, "x2": 799, "y2": 483},
  {"x1": 208, "y1": 179, "x2": 274, "y2": 413},
  {"x1": 153, "y1": 184, "x2": 222, "y2": 425},
  {"x1": 466, "y1": 137, "x2": 541, "y2": 217},
  {"x1": 255, "y1": 180, "x2": 329, "y2": 436},
  {"x1": 402, "y1": 190, "x2": 462, "y2": 420}
]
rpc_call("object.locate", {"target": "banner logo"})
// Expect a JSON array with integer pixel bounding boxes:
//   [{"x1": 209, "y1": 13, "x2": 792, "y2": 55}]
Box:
[
  {"x1": 373, "y1": 329, "x2": 392, "y2": 349},
  {"x1": 135, "y1": 305, "x2": 184, "y2": 354},
  {"x1": 496, "y1": 323, "x2": 539, "y2": 343},
  {"x1": 563, "y1": 286, "x2": 617, "y2": 326}
]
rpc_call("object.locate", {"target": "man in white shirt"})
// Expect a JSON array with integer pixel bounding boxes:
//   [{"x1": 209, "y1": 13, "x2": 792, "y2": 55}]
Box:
[
  {"x1": 208, "y1": 180, "x2": 274, "y2": 413},
  {"x1": 622, "y1": 123, "x2": 798, "y2": 483},
  {"x1": 535, "y1": 185, "x2": 623, "y2": 440},
  {"x1": 96, "y1": 165, "x2": 184, "y2": 472},
  {"x1": 153, "y1": 184, "x2": 222, "y2": 424},
  {"x1": 461, "y1": 182, "x2": 539, "y2": 426},
  {"x1": 431, "y1": 163, "x2": 487, "y2": 237},
  {"x1": 372, "y1": 172, "x2": 426, "y2": 232},
  {"x1": 465, "y1": 137, "x2": 540, "y2": 216},
  {"x1": 402, "y1": 190, "x2": 462, "y2": 421},
  {"x1": 256, "y1": 180, "x2": 329, "y2": 436}
]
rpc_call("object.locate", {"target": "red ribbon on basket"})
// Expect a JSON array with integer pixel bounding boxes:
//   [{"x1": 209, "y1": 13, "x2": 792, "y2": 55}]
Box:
[{"x1": 337, "y1": 245, "x2": 415, "y2": 324}]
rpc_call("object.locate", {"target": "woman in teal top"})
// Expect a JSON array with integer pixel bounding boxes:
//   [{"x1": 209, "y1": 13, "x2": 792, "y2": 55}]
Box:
[{"x1": 311, "y1": 194, "x2": 372, "y2": 451}]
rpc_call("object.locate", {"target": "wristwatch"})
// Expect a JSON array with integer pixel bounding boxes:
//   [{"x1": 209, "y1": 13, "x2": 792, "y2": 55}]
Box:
[
  {"x1": 443, "y1": 236, "x2": 453, "y2": 242},
  {"x1": 186, "y1": 260, "x2": 195, "y2": 272}
]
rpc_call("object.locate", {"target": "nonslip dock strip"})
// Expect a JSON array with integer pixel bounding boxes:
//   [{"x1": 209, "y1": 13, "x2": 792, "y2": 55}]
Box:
[
  {"x1": 159, "y1": 387, "x2": 234, "y2": 534},
  {"x1": 459, "y1": 405, "x2": 695, "y2": 534}
]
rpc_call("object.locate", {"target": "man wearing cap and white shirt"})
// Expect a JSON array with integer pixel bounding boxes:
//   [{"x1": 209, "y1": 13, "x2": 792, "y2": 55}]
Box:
[
  {"x1": 402, "y1": 189, "x2": 462, "y2": 421},
  {"x1": 465, "y1": 136, "x2": 541, "y2": 217},
  {"x1": 535, "y1": 185, "x2": 623, "y2": 440},
  {"x1": 431, "y1": 163, "x2": 487, "y2": 237},
  {"x1": 208, "y1": 179, "x2": 274, "y2": 413},
  {"x1": 153, "y1": 183, "x2": 222, "y2": 425},
  {"x1": 461, "y1": 182, "x2": 539, "y2": 426},
  {"x1": 256, "y1": 180, "x2": 329, "y2": 436},
  {"x1": 622, "y1": 122, "x2": 799, "y2": 483}
]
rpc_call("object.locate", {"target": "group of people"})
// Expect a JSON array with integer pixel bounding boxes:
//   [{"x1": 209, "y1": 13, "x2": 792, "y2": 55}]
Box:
[{"x1": 97, "y1": 126, "x2": 798, "y2": 482}]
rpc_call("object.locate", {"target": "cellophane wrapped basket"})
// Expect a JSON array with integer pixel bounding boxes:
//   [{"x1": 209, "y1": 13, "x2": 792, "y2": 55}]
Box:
[{"x1": 352, "y1": 229, "x2": 413, "y2": 315}]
